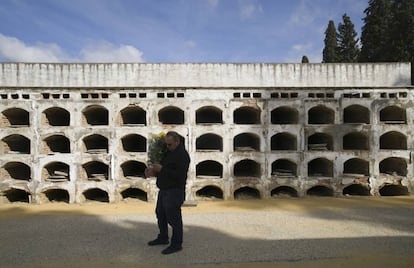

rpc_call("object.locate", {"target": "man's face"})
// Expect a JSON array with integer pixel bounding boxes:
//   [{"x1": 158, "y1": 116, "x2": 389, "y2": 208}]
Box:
[{"x1": 165, "y1": 136, "x2": 179, "y2": 151}]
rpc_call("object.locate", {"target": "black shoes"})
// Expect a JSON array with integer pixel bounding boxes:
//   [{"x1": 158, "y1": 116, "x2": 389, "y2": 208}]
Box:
[
  {"x1": 147, "y1": 238, "x2": 169, "y2": 246},
  {"x1": 161, "y1": 245, "x2": 183, "y2": 255}
]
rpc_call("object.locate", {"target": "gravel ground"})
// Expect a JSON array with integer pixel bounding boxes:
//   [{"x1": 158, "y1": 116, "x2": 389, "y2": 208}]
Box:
[{"x1": 0, "y1": 198, "x2": 414, "y2": 267}]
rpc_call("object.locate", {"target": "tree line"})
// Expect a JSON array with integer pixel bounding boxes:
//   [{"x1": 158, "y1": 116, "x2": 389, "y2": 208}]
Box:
[{"x1": 318, "y1": 0, "x2": 413, "y2": 84}]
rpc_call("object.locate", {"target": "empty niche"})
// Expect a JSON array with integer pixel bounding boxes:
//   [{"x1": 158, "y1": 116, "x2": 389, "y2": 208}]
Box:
[
  {"x1": 196, "y1": 134, "x2": 223, "y2": 151},
  {"x1": 380, "y1": 131, "x2": 407, "y2": 150},
  {"x1": 42, "y1": 189, "x2": 70, "y2": 203},
  {"x1": 1, "y1": 162, "x2": 31, "y2": 181},
  {"x1": 83, "y1": 188, "x2": 109, "y2": 202},
  {"x1": 43, "y1": 135, "x2": 70, "y2": 154},
  {"x1": 271, "y1": 106, "x2": 299, "y2": 124},
  {"x1": 308, "y1": 105, "x2": 334, "y2": 124},
  {"x1": 306, "y1": 185, "x2": 334, "y2": 196},
  {"x1": 120, "y1": 106, "x2": 146, "y2": 126},
  {"x1": 379, "y1": 105, "x2": 406, "y2": 124},
  {"x1": 379, "y1": 157, "x2": 407, "y2": 176},
  {"x1": 120, "y1": 160, "x2": 146, "y2": 178},
  {"x1": 3, "y1": 188, "x2": 30, "y2": 203},
  {"x1": 271, "y1": 133, "x2": 297, "y2": 151},
  {"x1": 1, "y1": 134, "x2": 31, "y2": 154},
  {"x1": 308, "y1": 158, "x2": 333, "y2": 177},
  {"x1": 196, "y1": 160, "x2": 223, "y2": 178},
  {"x1": 234, "y1": 187, "x2": 260, "y2": 200},
  {"x1": 121, "y1": 134, "x2": 146, "y2": 152},
  {"x1": 196, "y1": 186, "x2": 223, "y2": 200},
  {"x1": 234, "y1": 159, "x2": 261, "y2": 178},
  {"x1": 158, "y1": 106, "x2": 184, "y2": 124},
  {"x1": 271, "y1": 186, "x2": 298, "y2": 197},
  {"x1": 379, "y1": 184, "x2": 409, "y2": 196},
  {"x1": 233, "y1": 106, "x2": 261, "y2": 124},
  {"x1": 308, "y1": 133, "x2": 333, "y2": 151},
  {"x1": 82, "y1": 105, "x2": 109, "y2": 126},
  {"x1": 343, "y1": 132, "x2": 369, "y2": 150},
  {"x1": 343, "y1": 158, "x2": 369, "y2": 176},
  {"x1": 42, "y1": 162, "x2": 70, "y2": 182},
  {"x1": 234, "y1": 133, "x2": 260, "y2": 151},
  {"x1": 1, "y1": 108, "x2": 30, "y2": 127},
  {"x1": 343, "y1": 105, "x2": 370, "y2": 124},
  {"x1": 342, "y1": 184, "x2": 370, "y2": 196},
  {"x1": 83, "y1": 134, "x2": 108, "y2": 153},
  {"x1": 121, "y1": 188, "x2": 148, "y2": 201},
  {"x1": 196, "y1": 106, "x2": 223, "y2": 124},
  {"x1": 82, "y1": 161, "x2": 109, "y2": 181},
  {"x1": 271, "y1": 159, "x2": 297, "y2": 177},
  {"x1": 42, "y1": 107, "x2": 70, "y2": 126}
]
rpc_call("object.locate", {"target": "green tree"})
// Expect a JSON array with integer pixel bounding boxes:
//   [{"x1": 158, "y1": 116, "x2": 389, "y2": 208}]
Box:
[
  {"x1": 301, "y1": 55, "x2": 309, "y2": 63},
  {"x1": 322, "y1": 20, "x2": 338, "y2": 62},
  {"x1": 337, "y1": 14, "x2": 360, "y2": 62}
]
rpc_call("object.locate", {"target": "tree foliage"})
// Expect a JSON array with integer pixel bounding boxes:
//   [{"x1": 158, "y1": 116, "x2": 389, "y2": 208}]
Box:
[
  {"x1": 337, "y1": 14, "x2": 360, "y2": 62},
  {"x1": 322, "y1": 20, "x2": 338, "y2": 63},
  {"x1": 301, "y1": 55, "x2": 309, "y2": 63}
]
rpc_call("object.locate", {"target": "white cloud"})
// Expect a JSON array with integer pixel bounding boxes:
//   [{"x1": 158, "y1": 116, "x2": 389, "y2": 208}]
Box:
[
  {"x1": 238, "y1": 0, "x2": 263, "y2": 20},
  {"x1": 207, "y1": 0, "x2": 219, "y2": 9},
  {"x1": 0, "y1": 33, "x2": 144, "y2": 62}
]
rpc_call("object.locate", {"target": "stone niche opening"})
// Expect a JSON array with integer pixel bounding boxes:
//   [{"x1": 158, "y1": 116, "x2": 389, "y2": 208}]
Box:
[
  {"x1": 271, "y1": 132, "x2": 297, "y2": 151},
  {"x1": 379, "y1": 184, "x2": 409, "y2": 196},
  {"x1": 83, "y1": 134, "x2": 108, "y2": 154},
  {"x1": 234, "y1": 133, "x2": 260, "y2": 151},
  {"x1": 42, "y1": 189, "x2": 70, "y2": 203},
  {"x1": 43, "y1": 135, "x2": 70, "y2": 154},
  {"x1": 343, "y1": 132, "x2": 369, "y2": 150},
  {"x1": 82, "y1": 105, "x2": 109, "y2": 126},
  {"x1": 380, "y1": 105, "x2": 406, "y2": 124},
  {"x1": 233, "y1": 106, "x2": 261, "y2": 124},
  {"x1": 343, "y1": 158, "x2": 369, "y2": 176},
  {"x1": 1, "y1": 108, "x2": 30, "y2": 127},
  {"x1": 121, "y1": 188, "x2": 147, "y2": 201},
  {"x1": 196, "y1": 134, "x2": 223, "y2": 151},
  {"x1": 379, "y1": 157, "x2": 407, "y2": 176},
  {"x1": 306, "y1": 185, "x2": 334, "y2": 196},
  {"x1": 380, "y1": 131, "x2": 407, "y2": 150},
  {"x1": 271, "y1": 186, "x2": 298, "y2": 197},
  {"x1": 308, "y1": 105, "x2": 334, "y2": 124},
  {"x1": 196, "y1": 160, "x2": 223, "y2": 178},
  {"x1": 234, "y1": 187, "x2": 260, "y2": 200},
  {"x1": 196, "y1": 186, "x2": 224, "y2": 200},
  {"x1": 83, "y1": 188, "x2": 109, "y2": 202},
  {"x1": 343, "y1": 105, "x2": 370, "y2": 124},
  {"x1": 1, "y1": 162, "x2": 31, "y2": 181},
  {"x1": 271, "y1": 159, "x2": 297, "y2": 177},
  {"x1": 308, "y1": 158, "x2": 333, "y2": 177},
  {"x1": 120, "y1": 106, "x2": 146, "y2": 125},
  {"x1": 196, "y1": 106, "x2": 223, "y2": 124},
  {"x1": 342, "y1": 184, "x2": 370, "y2": 196},
  {"x1": 121, "y1": 160, "x2": 146, "y2": 178},
  {"x1": 234, "y1": 159, "x2": 261, "y2": 178},
  {"x1": 1, "y1": 134, "x2": 31, "y2": 154},
  {"x1": 3, "y1": 188, "x2": 30, "y2": 203},
  {"x1": 121, "y1": 134, "x2": 146, "y2": 152},
  {"x1": 308, "y1": 133, "x2": 333, "y2": 151},
  {"x1": 82, "y1": 161, "x2": 109, "y2": 181},
  {"x1": 271, "y1": 106, "x2": 299, "y2": 124},
  {"x1": 42, "y1": 107, "x2": 70, "y2": 126},
  {"x1": 43, "y1": 162, "x2": 70, "y2": 182},
  {"x1": 159, "y1": 106, "x2": 184, "y2": 124}
]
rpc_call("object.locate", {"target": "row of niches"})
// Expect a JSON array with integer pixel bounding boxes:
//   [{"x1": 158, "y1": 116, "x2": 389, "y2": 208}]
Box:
[
  {"x1": 1, "y1": 182, "x2": 410, "y2": 204},
  {"x1": 0, "y1": 104, "x2": 409, "y2": 127},
  {"x1": 0, "y1": 130, "x2": 410, "y2": 155},
  {"x1": 0, "y1": 156, "x2": 409, "y2": 183}
]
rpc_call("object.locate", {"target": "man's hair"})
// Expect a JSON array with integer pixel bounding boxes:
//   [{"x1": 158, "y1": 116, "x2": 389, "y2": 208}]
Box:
[{"x1": 166, "y1": 131, "x2": 181, "y2": 143}]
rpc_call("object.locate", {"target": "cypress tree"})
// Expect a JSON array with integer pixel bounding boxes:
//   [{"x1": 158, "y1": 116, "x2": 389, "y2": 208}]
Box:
[
  {"x1": 301, "y1": 55, "x2": 309, "y2": 63},
  {"x1": 337, "y1": 13, "x2": 360, "y2": 62},
  {"x1": 322, "y1": 20, "x2": 338, "y2": 63}
]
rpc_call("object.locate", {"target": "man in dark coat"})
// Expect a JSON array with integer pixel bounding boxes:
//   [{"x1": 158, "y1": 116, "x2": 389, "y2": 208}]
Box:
[{"x1": 146, "y1": 131, "x2": 190, "y2": 254}]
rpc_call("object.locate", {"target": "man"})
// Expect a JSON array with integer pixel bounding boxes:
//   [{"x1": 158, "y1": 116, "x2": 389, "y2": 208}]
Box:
[{"x1": 146, "y1": 131, "x2": 190, "y2": 255}]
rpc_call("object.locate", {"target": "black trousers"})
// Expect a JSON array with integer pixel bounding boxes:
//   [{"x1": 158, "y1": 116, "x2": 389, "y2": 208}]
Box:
[{"x1": 155, "y1": 188, "x2": 185, "y2": 246}]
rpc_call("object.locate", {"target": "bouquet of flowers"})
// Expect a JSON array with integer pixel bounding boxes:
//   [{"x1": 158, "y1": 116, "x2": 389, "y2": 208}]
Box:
[{"x1": 147, "y1": 132, "x2": 167, "y2": 165}]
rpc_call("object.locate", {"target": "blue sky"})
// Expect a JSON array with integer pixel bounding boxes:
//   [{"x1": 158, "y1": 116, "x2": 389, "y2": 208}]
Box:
[{"x1": 0, "y1": 0, "x2": 367, "y2": 63}]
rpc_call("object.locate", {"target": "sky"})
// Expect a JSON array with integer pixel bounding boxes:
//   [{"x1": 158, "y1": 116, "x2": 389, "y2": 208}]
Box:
[{"x1": 0, "y1": 0, "x2": 367, "y2": 63}]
